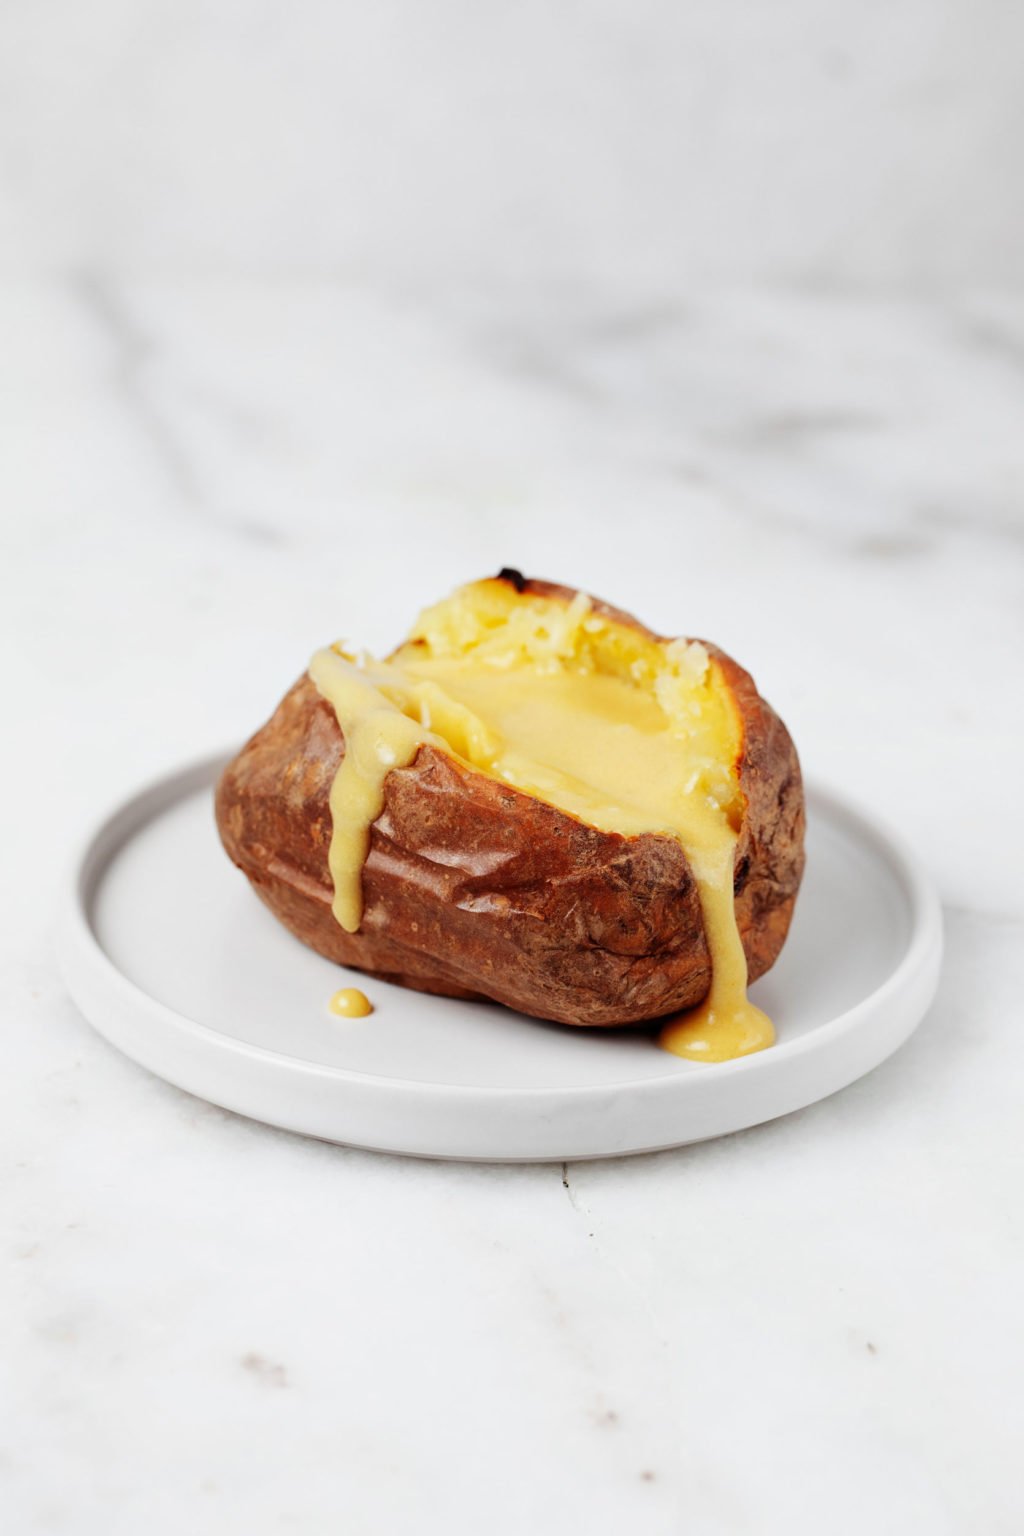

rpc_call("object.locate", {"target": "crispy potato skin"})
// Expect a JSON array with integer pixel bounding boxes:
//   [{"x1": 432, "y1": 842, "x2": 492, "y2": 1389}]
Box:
[{"x1": 215, "y1": 579, "x2": 805, "y2": 1026}]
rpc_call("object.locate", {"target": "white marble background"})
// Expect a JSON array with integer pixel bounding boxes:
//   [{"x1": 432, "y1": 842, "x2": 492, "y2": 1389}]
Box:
[
  {"x1": 2, "y1": 0, "x2": 1024, "y2": 287},
  {"x1": 3, "y1": 4, "x2": 1024, "y2": 1534}
]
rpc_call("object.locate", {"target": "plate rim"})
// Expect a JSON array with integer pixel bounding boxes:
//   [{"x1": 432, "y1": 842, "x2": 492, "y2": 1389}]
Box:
[{"x1": 57, "y1": 750, "x2": 944, "y2": 1152}]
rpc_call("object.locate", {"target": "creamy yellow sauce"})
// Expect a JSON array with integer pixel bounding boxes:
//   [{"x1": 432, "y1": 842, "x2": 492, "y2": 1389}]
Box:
[
  {"x1": 309, "y1": 584, "x2": 774, "y2": 1062},
  {"x1": 329, "y1": 987, "x2": 373, "y2": 1018},
  {"x1": 307, "y1": 647, "x2": 436, "y2": 934}
]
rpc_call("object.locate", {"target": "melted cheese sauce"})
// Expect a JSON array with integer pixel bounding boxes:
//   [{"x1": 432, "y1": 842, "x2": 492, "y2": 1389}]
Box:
[
  {"x1": 309, "y1": 589, "x2": 774, "y2": 1063},
  {"x1": 308, "y1": 648, "x2": 437, "y2": 934},
  {"x1": 329, "y1": 987, "x2": 373, "y2": 1018}
]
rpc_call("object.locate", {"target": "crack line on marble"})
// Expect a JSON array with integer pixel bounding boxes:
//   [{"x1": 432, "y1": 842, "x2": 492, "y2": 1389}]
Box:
[
  {"x1": 560, "y1": 1161, "x2": 591, "y2": 1225},
  {"x1": 560, "y1": 1162, "x2": 670, "y2": 1355},
  {"x1": 72, "y1": 271, "x2": 203, "y2": 507}
]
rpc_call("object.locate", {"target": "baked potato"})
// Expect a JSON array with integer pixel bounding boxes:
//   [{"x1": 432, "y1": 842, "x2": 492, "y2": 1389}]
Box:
[{"x1": 215, "y1": 573, "x2": 804, "y2": 1051}]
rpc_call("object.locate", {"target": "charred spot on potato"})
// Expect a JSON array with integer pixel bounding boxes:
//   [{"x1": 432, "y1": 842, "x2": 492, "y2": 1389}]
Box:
[{"x1": 496, "y1": 566, "x2": 527, "y2": 592}]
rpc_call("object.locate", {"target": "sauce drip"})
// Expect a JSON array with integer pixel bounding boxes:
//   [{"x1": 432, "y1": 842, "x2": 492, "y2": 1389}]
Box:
[
  {"x1": 657, "y1": 837, "x2": 774, "y2": 1061},
  {"x1": 308, "y1": 647, "x2": 434, "y2": 934}
]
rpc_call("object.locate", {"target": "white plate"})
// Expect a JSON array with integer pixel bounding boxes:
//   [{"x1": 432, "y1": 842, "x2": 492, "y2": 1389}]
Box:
[{"x1": 59, "y1": 755, "x2": 942, "y2": 1162}]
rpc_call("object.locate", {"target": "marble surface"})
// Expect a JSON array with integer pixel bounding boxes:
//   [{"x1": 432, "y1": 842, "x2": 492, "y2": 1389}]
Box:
[
  {"x1": 2, "y1": 2, "x2": 1024, "y2": 287},
  {"x1": 4, "y1": 279, "x2": 1024, "y2": 1534}
]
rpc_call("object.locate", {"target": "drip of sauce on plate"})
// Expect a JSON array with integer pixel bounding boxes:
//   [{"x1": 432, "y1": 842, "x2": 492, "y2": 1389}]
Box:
[
  {"x1": 329, "y1": 987, "x2": 373, "y2": 1018},
  {"x1": 656, "y1": 837, "x2": 774, "y2": 1061}
]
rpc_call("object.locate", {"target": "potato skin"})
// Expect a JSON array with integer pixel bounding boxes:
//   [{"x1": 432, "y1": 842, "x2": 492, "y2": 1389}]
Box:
[{"x1": 215, "y1": 578, "x2": 805, "y2": 1026}]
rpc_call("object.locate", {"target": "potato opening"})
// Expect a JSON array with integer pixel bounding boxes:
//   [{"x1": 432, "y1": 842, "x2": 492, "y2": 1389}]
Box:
[{"x1": 388, "y1": 577, "x2": 745, "y2": 856}]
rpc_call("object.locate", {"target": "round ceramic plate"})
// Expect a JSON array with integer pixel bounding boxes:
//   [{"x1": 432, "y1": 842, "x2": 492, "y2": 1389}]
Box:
[{"x1": 59, "y1": 754, "x2": 942, "y2": 1162}]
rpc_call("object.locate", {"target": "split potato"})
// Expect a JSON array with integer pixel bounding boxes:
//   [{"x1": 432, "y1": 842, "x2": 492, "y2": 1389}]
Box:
[{"x1": 216, "y1": 574, "x2": 805, "y2": 1029}]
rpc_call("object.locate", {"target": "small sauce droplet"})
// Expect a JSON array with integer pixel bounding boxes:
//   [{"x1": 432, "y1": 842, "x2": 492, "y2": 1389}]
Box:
[{"x1": 329, "y1": 987, "x2": 373, "y2": 1018}]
